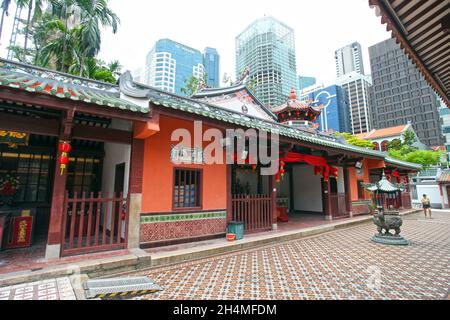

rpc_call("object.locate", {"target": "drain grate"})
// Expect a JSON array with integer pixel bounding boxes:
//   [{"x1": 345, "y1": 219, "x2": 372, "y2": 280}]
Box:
[{"x1": 83, "y1": 277, "x2": 163, "y2": 299}]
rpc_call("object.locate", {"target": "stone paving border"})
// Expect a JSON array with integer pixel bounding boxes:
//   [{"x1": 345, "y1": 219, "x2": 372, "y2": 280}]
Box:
[
  {"x1": 0, "y1": 209, "x2": 420, "y2": 288},
  {"x1": 0, "y1": 277, "x2": 76, "y2": 300}
]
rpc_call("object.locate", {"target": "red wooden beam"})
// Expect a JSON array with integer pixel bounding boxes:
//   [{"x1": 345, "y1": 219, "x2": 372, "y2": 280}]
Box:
[
  {"x1": 129, "y1": 138, "x2": 145, "y2": 194},
  {"x1": 0, "y1": 112, "x2": 60, "y2": 136},
  {"x1": 72, "y1": 124, "x2": 132, "y2": 145}
]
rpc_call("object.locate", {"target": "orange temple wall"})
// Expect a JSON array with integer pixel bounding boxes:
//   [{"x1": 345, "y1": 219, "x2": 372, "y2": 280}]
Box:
[{"x1": 140, "y1": 115, "x2": 227, "y2": 214}]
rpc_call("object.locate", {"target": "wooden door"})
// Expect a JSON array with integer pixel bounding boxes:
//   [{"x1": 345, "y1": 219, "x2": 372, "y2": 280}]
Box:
[{"x1": 113, "y1": 163, "x2": 125, "y2": 236}]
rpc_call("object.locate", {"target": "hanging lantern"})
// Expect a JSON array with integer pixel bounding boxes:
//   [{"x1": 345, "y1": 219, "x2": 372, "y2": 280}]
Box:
[
  {"x1": 58, "y1": 141, "x2": 72, "y2": 153},
  {"x1": 58, "y1": 141, "x2": 72, "y2": 175},
  {"x1": 252, "y1": 164, "x2": 257, "y2": 171},
  {"x1": 276, "y1": 172, "x2": 280, "y2": 183}
]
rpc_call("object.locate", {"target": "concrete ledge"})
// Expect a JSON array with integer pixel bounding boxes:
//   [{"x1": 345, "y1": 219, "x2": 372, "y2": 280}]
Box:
[{"x1": 0, "y1": 209, "x2": 420, "y2": 286}]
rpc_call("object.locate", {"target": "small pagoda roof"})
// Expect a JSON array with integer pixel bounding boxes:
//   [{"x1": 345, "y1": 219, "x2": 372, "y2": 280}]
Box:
[
  {"x1": 366, "y1": 172, "x2": 402, "y2": 193},
  {"x1": 271, "y1": 88, "x2": 324, "y2": 114}
]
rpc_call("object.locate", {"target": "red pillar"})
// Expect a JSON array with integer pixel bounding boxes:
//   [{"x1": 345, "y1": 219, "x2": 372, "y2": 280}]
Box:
[
  {"x1": 127, "y1": 138, "x2": 145, "y2": 249},
  {"x1": 326, "y1": 179, "x2": 333, "y2": 221},
  {"x1": 269, "y1": 174, "x2": 278, "y2": 229},
  {"x1": 46, "y1": 144, "x2": 68, "y2": 258},
  {"x1": 226, "y1": 164, "x2": 233, "y2": 222},
  {"x1": 343, "y1": 166, "x2": 352, "y2": 217},
  {"x1": 129, "y1": 138, "x2": 144, "y2": 194}
]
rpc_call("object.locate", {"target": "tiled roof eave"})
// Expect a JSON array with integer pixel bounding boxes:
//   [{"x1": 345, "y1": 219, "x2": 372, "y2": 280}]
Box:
[
  {"x1": 0, "y1": 65, "x2": 148, "y2": 114},
  {"x1": 385, "y1": 157, "x2": 422, "y2": 170},
  {"x1": 146, "y1": 95, "x2": 387, "y2": 159}
]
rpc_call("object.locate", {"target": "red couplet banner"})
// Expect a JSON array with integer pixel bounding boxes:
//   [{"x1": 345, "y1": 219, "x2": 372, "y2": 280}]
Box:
[{"x1": 6, "y1": 216, "x2": 33, "y2": 249}]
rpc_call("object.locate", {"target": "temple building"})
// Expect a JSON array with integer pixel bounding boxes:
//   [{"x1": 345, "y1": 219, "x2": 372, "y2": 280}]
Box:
[{"x1": 0, "y1": 58, "x2": 421, "y2": 262}]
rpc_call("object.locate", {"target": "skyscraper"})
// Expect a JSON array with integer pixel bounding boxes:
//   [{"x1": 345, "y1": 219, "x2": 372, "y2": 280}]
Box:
[
  {"x1": 203, "y1": 48, "x2": 220, "y2": 88},
  {"x1": 298, "y1": 76, "x2": 317, "y2": 92},
  {"x1": 336, "y1": 72, "x2": 372, "y2": 134},
  {"x1": 236, "y1": 16, "x2": 297, "y2": 106},
  {"x1": 144, "y1": 39, "x2": 219, "y2": 95},
  {"x1": 369, "y1": 38, "x2": 443, "y2": 147},
  {"x1": 304, "y1": 85, "x2": 351, "y2": 133},
  {"x1": 439, "y1": 99, "x2": 450, "y2": 155},
  {"x1": 335, "y1": 42, "x2": 365, "y2": 78}
]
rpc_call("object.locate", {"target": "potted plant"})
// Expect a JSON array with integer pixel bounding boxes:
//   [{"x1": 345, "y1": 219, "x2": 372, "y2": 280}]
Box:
[
  {"x1": 0, "y1": 174, "x2": 20, "y2": 209},
  {"x1": 369, "y1": 203, "x2": 378, "y2": 215}
]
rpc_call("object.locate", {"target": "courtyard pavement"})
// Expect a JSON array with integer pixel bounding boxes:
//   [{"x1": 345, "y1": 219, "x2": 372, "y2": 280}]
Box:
[
  {"x1": 0, "y1": 210, "x2": 448, "y2": 300},
  {"x1": 130, "y1": 210, "x2": 450, "y2": 300}
]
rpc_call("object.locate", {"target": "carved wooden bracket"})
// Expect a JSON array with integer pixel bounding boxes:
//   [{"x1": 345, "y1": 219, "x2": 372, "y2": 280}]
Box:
[{"x1": 60, "y1": 108, "x2": 75, "y2": 139}]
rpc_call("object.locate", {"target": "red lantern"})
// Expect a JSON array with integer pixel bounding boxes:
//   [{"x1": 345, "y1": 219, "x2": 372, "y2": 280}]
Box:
[
  {"x1": 60, "y1": 155, "x2": 69, "y2": 165},
  {"x1": 58, "y1": 141, "x2": 72, "y2": 175},
  {"x1": 58, "y1": 141, "x2": 72, "y2": 153}
]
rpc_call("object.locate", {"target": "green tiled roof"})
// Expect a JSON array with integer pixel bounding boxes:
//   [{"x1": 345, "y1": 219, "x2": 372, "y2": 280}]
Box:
[
  {"x1": 385, "y1": 157, "x2": 423, "y2": 170},
  {"x1": 120, "y1": 74, "x2": 387, "y2": 159},
  {"x1": 0, "y1": 59, "x2": 148, "y2": 114}
]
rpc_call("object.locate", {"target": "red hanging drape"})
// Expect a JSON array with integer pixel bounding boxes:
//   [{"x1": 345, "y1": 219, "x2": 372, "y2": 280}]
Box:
[{"x1": 279, "y1": 152, "x2": 338, "y2": 181}]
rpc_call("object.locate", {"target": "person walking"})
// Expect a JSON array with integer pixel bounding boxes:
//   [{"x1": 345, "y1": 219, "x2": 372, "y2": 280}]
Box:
[{"x1": 421, "y1": 194, "x2": 432, "y2": 219}]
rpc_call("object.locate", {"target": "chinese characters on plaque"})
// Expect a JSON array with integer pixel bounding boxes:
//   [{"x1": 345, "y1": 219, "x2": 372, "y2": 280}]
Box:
[{"x1": 170, "y1": 145, "x2": 204, "y2": 165}]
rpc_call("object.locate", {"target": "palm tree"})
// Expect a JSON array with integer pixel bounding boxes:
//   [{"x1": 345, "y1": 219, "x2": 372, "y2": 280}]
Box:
[
  {"x1": 42, "y1": 0, "x2": 119, "y2": 71},
  {"x1": 40, "y1": 18, "x2": 82, "y2": 72},
  {"x1": 76, "y1": 0, "x2": 119, "y2": 57},
  {"x1": 9, "y1": 0, "x2": 44, "y2": 60},
  {"x1": 0, "y1": 0, "x2": 12, "y2": 43}
]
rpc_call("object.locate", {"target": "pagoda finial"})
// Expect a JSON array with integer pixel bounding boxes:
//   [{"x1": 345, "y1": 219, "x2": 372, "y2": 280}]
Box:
[{"x1": 289, "y1": 87, "x2": 297, "y2": 100}]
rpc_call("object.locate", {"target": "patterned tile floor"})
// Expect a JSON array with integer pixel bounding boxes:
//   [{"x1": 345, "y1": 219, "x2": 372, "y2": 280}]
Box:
[
  {"x1": 0, "y1": 277, "x2": 76, "y2": 300},
  {"x1": 131, "y1": 211, "x2": 450, "y2": 300}
]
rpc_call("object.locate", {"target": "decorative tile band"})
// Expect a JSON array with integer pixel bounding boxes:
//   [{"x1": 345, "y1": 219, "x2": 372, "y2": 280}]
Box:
[
  {"x1": 140, "y1": 211, "x2": 226, "y2": 225},
  {"x1": 352, "y1": 200, "x2": 371, "y2": 205}
]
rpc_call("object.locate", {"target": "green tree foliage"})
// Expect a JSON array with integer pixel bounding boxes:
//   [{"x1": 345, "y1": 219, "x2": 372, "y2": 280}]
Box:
[
  {"x1": 335, "y1": 132, "x2": 374, "y2": 149},
  {"x1": 386, "y1": 129, "x2": 443, "y2": 169},
  {"x1": 386, "y1": 138, "x2": 402, "y2": 150},
  {"x1": 389, "y1": 146, "x2": 443, "y2": 169},
  {"x1": 246, "y1": 77, "x2": 257, "y2": 94},
  {"x1": 181, "y1": 73, "x2": 207, "y2": 96},
  {"x1": 4, "y1": 0, "x2": 121, "y2": 83},
  {"x1": 402, "y1": 129, "x2": 417, "y2": 146}
]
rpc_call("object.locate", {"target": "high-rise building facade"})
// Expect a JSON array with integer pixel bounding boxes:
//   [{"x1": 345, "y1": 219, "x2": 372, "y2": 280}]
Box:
[
  {"x1": 369, "y1": 38, "x2": 443, "y2": 147},
  {"x1": 298, "y1": 76, "x2": 316, "y2": 92},
  {"x1": 335, "y1": 42, "x2": 365, "y2": 77},
  {"x1": 236, "y1": 16, "x2": 298, "y2": 106},
  {"x1": 440, "y1": 99, "x2": 450, "y2": 149},
  {"x1": 336, "y1": 72, "x2": 372, "y2": 134},
  {"x1": 304, "y1": 85, "x2": 351, "y2": 133},
  {"x1": 144, "y1": 39, "x2": 220, "y2": 95},
  {"x1": 203, "y1": 47, "x2": 220, "y2": 88}
]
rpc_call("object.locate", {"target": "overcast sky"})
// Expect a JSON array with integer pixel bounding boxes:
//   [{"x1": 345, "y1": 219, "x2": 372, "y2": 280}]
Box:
[{"x1": 0, "y1": 0, "x2": 391, "y2": 86}]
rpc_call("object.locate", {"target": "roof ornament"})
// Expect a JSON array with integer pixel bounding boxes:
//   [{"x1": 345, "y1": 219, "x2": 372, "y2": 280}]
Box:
[
  {"x1": 119, "y1": 71, "x2": 151, "y2": 98},
  {"x1": 288, "y1": 87, "x2": 297, "y2": 100},
  {"x1": 239, "y1": 67, "x2": 250, "y2": 84}
]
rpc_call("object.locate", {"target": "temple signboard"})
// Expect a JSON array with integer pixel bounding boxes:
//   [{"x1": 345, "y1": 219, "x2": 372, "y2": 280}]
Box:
[
  {"x1": 170, "y1": 145, "x2": 204, "y2": 164},
  {"x1": 0, "y1": 130, "x2": 29, "y2": 148}
]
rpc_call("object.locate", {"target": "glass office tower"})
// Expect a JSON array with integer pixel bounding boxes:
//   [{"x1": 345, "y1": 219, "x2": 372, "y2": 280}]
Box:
[
  {"x1": 145, "y1": 39, "x2": 206, "y2": 95},
  {"x1": 236, "y1": 16, "x2": 298, "y2": 106},
  {"x1": 203, "y1": 47, "x2": 220, "y2": 88}
]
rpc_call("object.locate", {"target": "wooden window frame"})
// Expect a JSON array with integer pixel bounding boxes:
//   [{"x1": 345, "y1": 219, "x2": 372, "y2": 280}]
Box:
[
  {"x1": 0, "y1": 148, "x2": 54, "y2": 204},
  {"x1": 172, "y1": 167, "x2": 203, "y2": 212}
]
